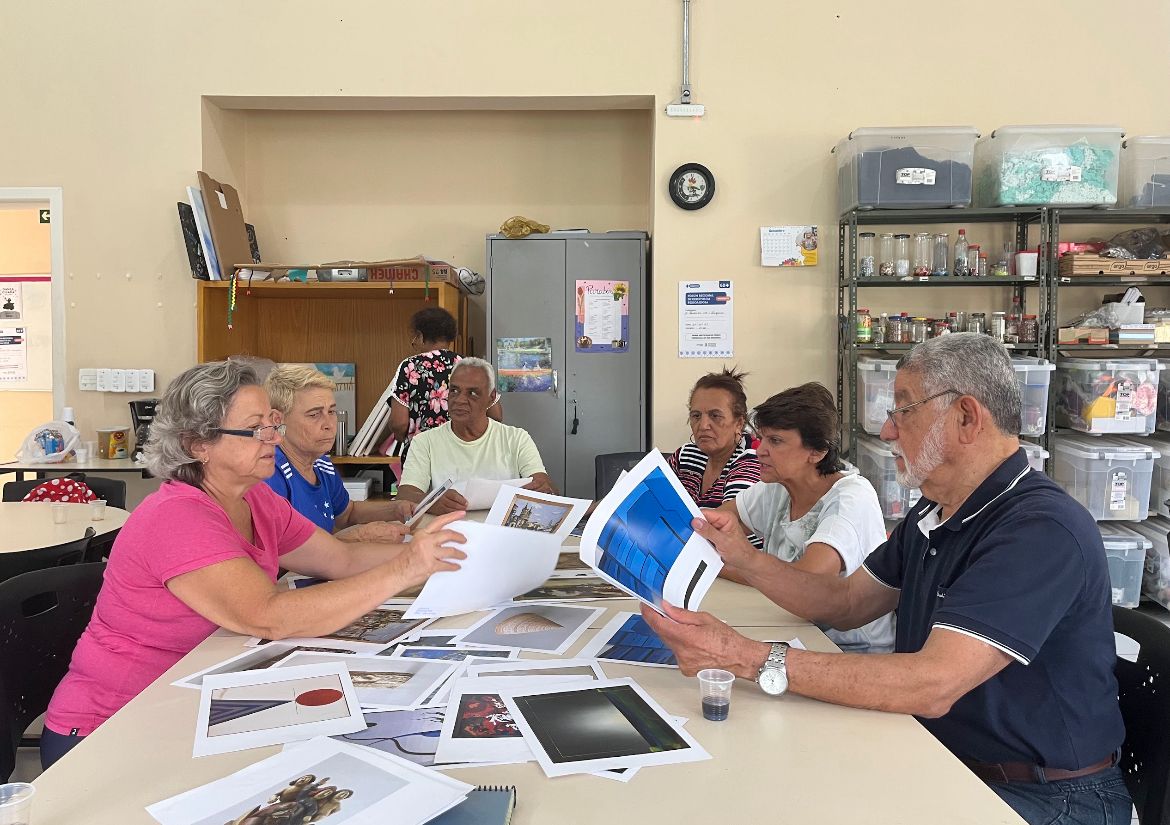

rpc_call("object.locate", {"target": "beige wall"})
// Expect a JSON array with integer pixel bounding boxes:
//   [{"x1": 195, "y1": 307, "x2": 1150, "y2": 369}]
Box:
[
  {"x1": 3, "y1": 0, "x2": 1169, "y2": 453},
  {"x1": 0, "y1": 208, "x2": 52, "y2": 459}
]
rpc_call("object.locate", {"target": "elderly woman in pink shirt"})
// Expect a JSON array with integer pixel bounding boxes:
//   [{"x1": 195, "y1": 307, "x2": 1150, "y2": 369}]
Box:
[{"x1": 41, "y1": 359, "x2": 466, "y2": 768}]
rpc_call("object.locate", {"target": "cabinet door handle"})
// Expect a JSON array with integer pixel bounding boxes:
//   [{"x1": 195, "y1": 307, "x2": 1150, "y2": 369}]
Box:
[{"x1": 551, "y1": 369, "x2": 559, "y2": 396}]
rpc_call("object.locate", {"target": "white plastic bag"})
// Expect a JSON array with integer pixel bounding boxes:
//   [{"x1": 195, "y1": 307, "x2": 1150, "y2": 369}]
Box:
[{"x1": 16, "y1": 420, "x2": 81, "y2": 464}]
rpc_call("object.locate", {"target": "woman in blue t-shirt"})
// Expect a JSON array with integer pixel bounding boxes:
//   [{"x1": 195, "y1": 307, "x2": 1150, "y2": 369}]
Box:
[{"x1": 265, "y1": 365, "x2": 414, "y2": 542}]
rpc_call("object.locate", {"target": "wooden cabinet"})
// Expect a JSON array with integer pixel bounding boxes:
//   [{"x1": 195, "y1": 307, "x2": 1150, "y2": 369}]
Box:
[{"x1": 196, "y1": 280, "x2": 466, "y2": 424}]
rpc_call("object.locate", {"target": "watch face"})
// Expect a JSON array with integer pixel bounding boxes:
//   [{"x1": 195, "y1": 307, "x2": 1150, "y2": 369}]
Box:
[
  {"x1": 669, "y1": 163, "x2": 716, "y2": 210},
  {"x1": 758, "y1": 667, "x2": 788, "y2": 696}
]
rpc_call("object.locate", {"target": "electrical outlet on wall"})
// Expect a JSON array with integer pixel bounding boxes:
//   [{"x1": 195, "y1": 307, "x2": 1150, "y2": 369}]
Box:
[
  {"x1": 125, "y1": 369, "x2": 140, "y2": 393},
  {"x1": 96, "y1": 369, "x2": 112, "y2": 392},
  {"x1": 79, "y1": 369, "x2": 98, "y2": 391},
  {"x1": 110, "y1": 369, "x2": 127, "y2": 392},
  {"x1": 138, "y1": 369, "x2": 155, "y2": 392}
]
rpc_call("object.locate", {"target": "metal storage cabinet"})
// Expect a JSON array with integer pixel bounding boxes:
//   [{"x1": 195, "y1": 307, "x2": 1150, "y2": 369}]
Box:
[{"x1": 486, "y1": 232, "x2": 649, "y2": 498}]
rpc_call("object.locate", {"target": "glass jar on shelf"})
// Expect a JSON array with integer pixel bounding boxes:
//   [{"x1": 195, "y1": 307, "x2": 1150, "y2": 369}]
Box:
[
  {"x1": 873, "y1": 313, "x2": 887, "y2": 345},
  {"x1": 967, "y1": 244, "x2": 981, "y2": 278},
  {"x1": 886, "y1": 313, "x2": 904, "y2": 345},
  {"x1": 967, "y1": 312, "x2": 987, "y2": 335},
  {"x1": 978, "y1": 253, "x2": 988, "y2": 278},
  {"x1": 932, "y1": 233, "x2": 949, "y2": 277},
  {"x1": 900, "y1": 313, "x2": 913, "y2": 343},
  {"x1": 932, "y1": 319, "x2": 952, "y2": 337},
  {"x1": 894, "y1": 234, "x2": 911, "y2": 278},
  {"x1": 1020, "y1": 314, "x2": 1038, "y2": 344},
  {"x1": 911, "y1": 316, "x2": 929, "y2": 344},
  {"x1": 858, "y1": 232, "x2": 876, "y2": 278},
  {"x1": 913, "y1": 233, "x2": 933, "y2": 278},
  {"x1": 856, "y1": 308, "x2": 873, "y2": 343},
  {"x1": 990, "y1": 311, "x2": 1007, "y2": 341},
  {"x1": 878, "y1": 233, "x2": 896, "y2": 277}
]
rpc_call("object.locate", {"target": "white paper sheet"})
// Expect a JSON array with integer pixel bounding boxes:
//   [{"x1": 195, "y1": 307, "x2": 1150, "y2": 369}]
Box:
[
  {"x1": 403, "y1": 520, "x2": 560, "y2": 619},
  {"x1": 455, "y1": 603, "x2": 603, "y2": 655},
  {"x1": 484, "y1": 485, "x2": 592, "y2": 542},
  {"x1": 270, "y1": 653, "x2": 459, "y2": 712},
  {"x1": 500, "y1": 677, "x2": 711, "y2": 778},
  {"x1": 451, "y1": 477, "x2": 532, "y2": 510},
  {"x1": 173, "y1": 642, "x2": 361, "y2": 690},
  {"x1": 434, "y1": 674, "x2": 600, "y2": 766},
  {"x1": 193, "y1": 663, "x2": 366, "y2": 758},
  {"x1": 466, "y1": 657, "x2": 607, "y2": 681},
  {"x1": 578, "y1": 450, "x2": 723, "y2": 615},
  {"x1": 149, "y1": 737, "x2": 471, "y2": 825}
]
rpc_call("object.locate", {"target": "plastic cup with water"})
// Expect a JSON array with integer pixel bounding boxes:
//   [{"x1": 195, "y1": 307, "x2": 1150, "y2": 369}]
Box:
[
  {"x1": 698, "y1": 668, "x2": 735, "y2": 721},
  {"x1": 50, "y1": 502, "x2": 68, "y2": 525},
  {"x1": 90, "y1": 499, "x2": 107, "y2": 521},
  {"x1": 0, "y1": 782, "x2": 35, "y2": 825}
]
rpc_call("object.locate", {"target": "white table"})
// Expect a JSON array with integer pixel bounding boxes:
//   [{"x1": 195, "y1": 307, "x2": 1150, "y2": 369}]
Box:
[
  {"x1": 0, "y1": 456, "x2": 151, "y2": 482},
  {"x1": 0, "y1": 501, "x2": 128, "y2": 554},
  {"x1": 31, "y1": 618, "x2": 1024, "y2": 824}
]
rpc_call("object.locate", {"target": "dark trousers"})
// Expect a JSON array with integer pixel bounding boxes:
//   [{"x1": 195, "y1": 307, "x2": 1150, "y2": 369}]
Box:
[{"x1": 39, "y1": 727, "x2": 85, "y2": 770}]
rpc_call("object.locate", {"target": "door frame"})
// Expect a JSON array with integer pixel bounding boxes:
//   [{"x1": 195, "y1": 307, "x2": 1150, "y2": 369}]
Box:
[{"x1": 0, "y1": 187, "x2": 66, "y2": 405}]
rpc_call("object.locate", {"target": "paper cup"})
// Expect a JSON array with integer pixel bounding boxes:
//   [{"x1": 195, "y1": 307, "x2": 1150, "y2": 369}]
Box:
[
  {"x1": 90, "y1": 499, "x2": 107, "y2": 521},
  {"x1": 50, "y1": 502, "x2": 68, "y2": 524}
]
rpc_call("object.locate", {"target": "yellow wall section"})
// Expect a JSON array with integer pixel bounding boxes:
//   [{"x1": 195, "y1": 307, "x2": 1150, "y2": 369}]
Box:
[{"x1": 2, "y1": 1, "x2": 1169, "y2": 451}]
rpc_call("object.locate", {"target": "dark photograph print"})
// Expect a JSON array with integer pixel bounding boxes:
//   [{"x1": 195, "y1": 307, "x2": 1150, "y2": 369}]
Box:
[
  {"x1": 514, "y1": 684, "x2": 687, "y2": 763},
  {"x1": 452, "y1": 694, "x2": 523, "y2": 740},
  {"x1": 326, "y1": 609, "x2": 427, "y2": 645}
]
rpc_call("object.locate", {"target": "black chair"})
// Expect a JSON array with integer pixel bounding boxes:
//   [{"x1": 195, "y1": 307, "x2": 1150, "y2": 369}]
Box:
[
  {"x1": 1114, "y1": 605, "x2": 1170, "y2": 824},
  {"x1": 594, "y1": 451, "x2": 647, "y2": 500},
  {"x1": 0, "y1": 562, "x2": 106, "y2": 782},
  {"x1": 0, "y1": 530, "x2": 93, "y2": 586},
  {"x1": 2, "y1": 473, "x2": 127, "y2": 510}
]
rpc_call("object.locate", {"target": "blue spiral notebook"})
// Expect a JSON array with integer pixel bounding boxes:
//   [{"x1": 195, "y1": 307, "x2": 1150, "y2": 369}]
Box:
[{"x1": 429, "y1": 785, "x2": 516, "y2": 825}]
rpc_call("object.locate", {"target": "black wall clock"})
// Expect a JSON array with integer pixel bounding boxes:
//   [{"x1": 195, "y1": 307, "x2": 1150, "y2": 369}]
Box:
[{"x1": 669, "y1": 163, "x2": 715, "y2": 210}]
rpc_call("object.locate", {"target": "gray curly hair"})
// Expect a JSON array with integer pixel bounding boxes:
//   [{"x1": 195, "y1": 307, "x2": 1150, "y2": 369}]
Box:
[
  {"x1": 144, "y1": 359, "x2": 263, "y2": 485},
  {"x1": 453, "y1": 357, "x2": 497, "y2": 394}
]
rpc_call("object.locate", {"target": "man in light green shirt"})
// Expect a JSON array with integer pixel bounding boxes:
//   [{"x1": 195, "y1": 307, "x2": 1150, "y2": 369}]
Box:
[{"x1": 398, "y1": 358, "x2": 555, "y2": 514}]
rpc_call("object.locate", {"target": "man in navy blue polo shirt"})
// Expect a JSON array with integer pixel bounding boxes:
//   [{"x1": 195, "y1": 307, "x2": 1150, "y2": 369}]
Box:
[{"x1": 644, "y1": 333, "x2": 1131, "y2": 825}]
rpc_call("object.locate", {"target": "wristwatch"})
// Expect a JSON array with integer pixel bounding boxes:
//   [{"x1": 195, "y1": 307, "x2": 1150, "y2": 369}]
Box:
[{"x1": 757, "y1": 642, "x2": 789, "y2": 696}]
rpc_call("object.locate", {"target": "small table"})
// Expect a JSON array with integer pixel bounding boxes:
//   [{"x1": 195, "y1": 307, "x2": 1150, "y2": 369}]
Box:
[
  {"x1": 329, "y1": 455, "x2": 401, "y2": 493},
  {"x1": 0, "y1": 457, "x2": 151, "y2": 483},
  {"x1": 0, "y1": 502, "x2": 129, "y2": 554}
]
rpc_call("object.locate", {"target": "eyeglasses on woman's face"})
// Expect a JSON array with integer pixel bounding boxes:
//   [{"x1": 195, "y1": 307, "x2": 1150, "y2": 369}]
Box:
[{"x1": 215, "y1": 423, "x2": 286, "y2": 443}]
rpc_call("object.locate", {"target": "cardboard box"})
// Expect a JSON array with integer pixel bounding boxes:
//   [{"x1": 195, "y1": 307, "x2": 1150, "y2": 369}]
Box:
[
  {"x1": 1059, "y1": 327, "x2": 1110, "y2": 345},
  {"x1": 367, "y1": 257, "x2": 457, "y2": 284}
]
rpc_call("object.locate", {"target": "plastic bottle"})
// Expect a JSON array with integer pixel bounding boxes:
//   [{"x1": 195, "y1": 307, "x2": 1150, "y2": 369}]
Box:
[
  {"x1": 953, "y1": 229, "x2": 969, "y2": 277},
  {"x1": 62, "y1": 406, "x2": 75, "y2": 426}
]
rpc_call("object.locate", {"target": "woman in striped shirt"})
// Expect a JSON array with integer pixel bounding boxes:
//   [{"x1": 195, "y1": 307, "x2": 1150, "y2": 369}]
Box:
[{"x1": 666, "y1": 368, "x2": 764, "y2": 548}]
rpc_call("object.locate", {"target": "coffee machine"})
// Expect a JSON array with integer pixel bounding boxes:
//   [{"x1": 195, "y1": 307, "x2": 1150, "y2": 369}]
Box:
[{"x1": 129, "y1": 398, "x2": 159, "y2": 462}]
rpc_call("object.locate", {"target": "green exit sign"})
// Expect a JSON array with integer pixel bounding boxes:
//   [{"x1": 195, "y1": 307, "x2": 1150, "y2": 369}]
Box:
[{"x1": 38, "y1": 209, "x2": 50, "y2": 224}]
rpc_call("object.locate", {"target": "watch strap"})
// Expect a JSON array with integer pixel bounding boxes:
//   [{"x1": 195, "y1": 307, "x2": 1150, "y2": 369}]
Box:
[{"x1": 757, "y1": 641, "x2": 789, "y2": 681}]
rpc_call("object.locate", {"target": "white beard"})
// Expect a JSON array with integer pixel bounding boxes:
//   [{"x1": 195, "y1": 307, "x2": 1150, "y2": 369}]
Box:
[{"x1": 894, "y1": 414, "x2": 948, "y2": 489}]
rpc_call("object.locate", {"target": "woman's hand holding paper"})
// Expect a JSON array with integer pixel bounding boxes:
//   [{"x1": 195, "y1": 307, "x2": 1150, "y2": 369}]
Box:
[{"x1": 391, "y1": 511, "x2": 468, "y2": 589}]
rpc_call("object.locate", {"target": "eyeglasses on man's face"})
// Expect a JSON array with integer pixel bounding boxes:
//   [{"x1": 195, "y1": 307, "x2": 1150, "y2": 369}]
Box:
[
  {"x1": 215, "y1": 423, "x2": 286, "y2": 443},
  {"x1": 885, "y1": 389, "x2": 961, "y2": 428}
]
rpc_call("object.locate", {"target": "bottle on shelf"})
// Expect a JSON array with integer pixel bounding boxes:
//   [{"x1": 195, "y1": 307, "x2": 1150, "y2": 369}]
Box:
[
  {"x1": 856, "y1": 308, "x2": 873, "y2": 343},
  {"x1": 978, "y1": 252, "x2": 988, "y2": 278},
  {"x1": 953, "y1": 229, "x2": 969, "y2": 277},
  {"x1": 878, "y1": 233, "x2": 896, "y2": 277},
  {"x1": 932, "y1": 233, "x2": 949, "y2": 277},
  {"x1": 913, "y1": 233, "x2": 933, "y2": 278},
  {"x1": 873, "y1": 313, "x2": 887, "y2": 345},
  {"x1": 858, "y1": 232, "x2": 876, "y2": 278},
  {"x1": 992, "y1": 242, "x2": 1011, "y2": 277},
  {"x1": 900, "y1": 312, "x2": 912, "y2": 343},
  {"x1": 990, "y1": 311, "x2": 1007, "y2": 341},
  {"x1": 967, "y1": 244, "x2": 981, "y2": 278},
  {"x1": 887, "y1": 313, "x2": 904, "y2": 345}
]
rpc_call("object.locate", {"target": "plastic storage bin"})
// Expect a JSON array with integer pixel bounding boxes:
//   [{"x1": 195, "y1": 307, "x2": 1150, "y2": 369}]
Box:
[
  {"x1": 854, "y1": 435, "x2": 921, "y2": 520},
  {"x1": 1052, "y1": 436, "x2": 1159, "y2": 521},
  {"x1": 856, "y1": 359, "x2": 898, "y2": 435},
  {"x1": 1156, "y1": 357, "x2": 1170, "y2": 432},
  {"x1": 1098, "y1": 523, "x2": 1151, "y2": 608},
  {"x1": 1116, "y1": 435, "x2": 1170, "y2": 518},
  {"x1": 1120, "y1": 136, "x2": 1170, "y2": 207},
  {"x1": 975, "y1": 125, "x2": 1123, "y2": 206},
  {"x1": 1054, "y1": 358, "x2": 1164, "y2": 435},
  {"x1": 1012, "y1": 357, "x2": 1055, "y2": 436},
  {"x1": 1021, "y1": 441, "x2": 1049, "y2": 473},
  {"x1": 1128, "y1": 516, "x2": 1170, "y2": 609},
  {"x1": 834, "y1": 126, "x2": 978, "y2": 212}
]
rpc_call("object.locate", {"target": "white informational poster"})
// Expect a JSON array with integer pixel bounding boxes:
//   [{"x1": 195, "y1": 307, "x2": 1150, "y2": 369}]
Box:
[
  {"x1": 583, "y1": 290, "x2": 620, "y2": 344},
  {"x1": 0, "y1": 327, "x2": 29, "y2": 383},
  {"x1": 0, "y1": 283, "x2": 22, "y2": 319},
  {"x1": 678, "y1": 281, "x2": 733, "y2": 358}
]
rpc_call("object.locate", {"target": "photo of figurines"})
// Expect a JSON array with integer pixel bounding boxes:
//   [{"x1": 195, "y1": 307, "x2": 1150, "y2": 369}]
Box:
[
  {"x1": 222, "y1": 773, "x2": 354, "y2": 825},
  {"x1": 189, "y1": 751, "x2": 404, "y2": 825},
  {"x1": 452, "y1": 693, "x2": 522, "y2": 740},
  {"x1": 349, "y1": 672, "x2": 411, "y2": 690},
  {"x1": 501, "y1": 493, "x2": 573, "y2": 534}
]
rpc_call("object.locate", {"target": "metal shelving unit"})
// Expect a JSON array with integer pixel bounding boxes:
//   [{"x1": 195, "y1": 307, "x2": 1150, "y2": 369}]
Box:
[
  {"x1": 838, "y1": 206, "x2": 1170, "y2": 476},
  {"x1": 837, "y1": 207, "x2": 1050, "y2": 463}
]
